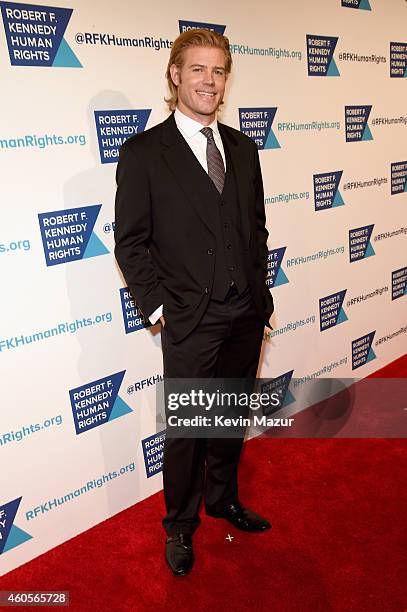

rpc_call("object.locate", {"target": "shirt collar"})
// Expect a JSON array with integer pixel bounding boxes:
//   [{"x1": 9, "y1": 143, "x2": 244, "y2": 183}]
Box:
[{"x1": 174, "y1": 107, "x2": 220, "y2": 139}]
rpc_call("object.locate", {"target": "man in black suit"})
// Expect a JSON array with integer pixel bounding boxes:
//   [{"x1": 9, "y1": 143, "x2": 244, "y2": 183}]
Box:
[{"x1": 114, "y1": 29, "x2": 274, "y2": 576}]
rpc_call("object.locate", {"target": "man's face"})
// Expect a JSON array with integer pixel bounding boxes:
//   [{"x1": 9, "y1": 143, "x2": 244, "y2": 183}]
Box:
[{"x1": 170, "y1": 46, "x2": 228, "y2": 125}]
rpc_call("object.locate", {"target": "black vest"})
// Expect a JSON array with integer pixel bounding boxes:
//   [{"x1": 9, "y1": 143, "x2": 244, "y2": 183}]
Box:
[{"x1": 202, "y1": 140, "x2": 249, "y2": 300}]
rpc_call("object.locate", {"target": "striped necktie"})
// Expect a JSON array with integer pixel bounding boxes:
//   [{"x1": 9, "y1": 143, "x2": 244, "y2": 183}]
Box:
[{"x1": 200, "y1": 127, "x2": 225, "y2": 194}]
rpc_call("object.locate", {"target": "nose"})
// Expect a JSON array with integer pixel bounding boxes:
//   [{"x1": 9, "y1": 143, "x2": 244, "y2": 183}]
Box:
[{"x1": 203, "y1": 69, "x2": 215, "y2": 86}]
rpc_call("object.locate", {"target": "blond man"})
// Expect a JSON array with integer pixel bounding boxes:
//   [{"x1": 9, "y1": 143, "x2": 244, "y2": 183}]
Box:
[{"x1": 115, "y1": 29, "x2": 274, "y2": 576}]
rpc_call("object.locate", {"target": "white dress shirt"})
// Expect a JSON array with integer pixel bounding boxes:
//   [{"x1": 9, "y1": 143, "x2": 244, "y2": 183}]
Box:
[{"x1": 149, "y1": 108, "x2": 226, "y2": 325}]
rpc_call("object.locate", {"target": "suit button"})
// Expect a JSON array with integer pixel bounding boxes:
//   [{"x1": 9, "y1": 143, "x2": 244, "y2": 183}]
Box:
[
  {"x1": 228, "y1": 266, "x2": 235, "y2": 271},
  {"x1": 207, "y1": 248, "x2": 214, "y2": 255},
  {"x1": 220, "y1": 200, "x2": 225, "y2": 206},
  {"x1": 204, "y1": 287, "x2": 209, "y2": 294},
  {"x1": 227, "y1": 244, "x2": 232, "y2": 250},
  {"x1": 224, "y1": 223, "x2": 228, "y2": 229}
]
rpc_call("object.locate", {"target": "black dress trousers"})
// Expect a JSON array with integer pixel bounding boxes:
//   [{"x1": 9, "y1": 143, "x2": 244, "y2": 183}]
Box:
[{"x1": 161, "y1": 287, "x2": 264, "y2": 535}]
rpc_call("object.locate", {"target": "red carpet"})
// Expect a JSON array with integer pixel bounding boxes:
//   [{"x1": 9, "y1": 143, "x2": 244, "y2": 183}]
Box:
[{"x1": 1, "y1": 356, "x2": 406, "y2": 611}]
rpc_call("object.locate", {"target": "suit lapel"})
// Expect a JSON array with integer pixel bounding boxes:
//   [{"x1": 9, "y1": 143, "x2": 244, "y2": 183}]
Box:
[
  {"x1": 160, "y1": 114, "x2": 251, "y2": 245},
  {"x1": 161, "y1": 113, "x2": 216, "y2": 234},
  {"x1": 218, "y1": 122, "x2": 251, "y2": 246}
]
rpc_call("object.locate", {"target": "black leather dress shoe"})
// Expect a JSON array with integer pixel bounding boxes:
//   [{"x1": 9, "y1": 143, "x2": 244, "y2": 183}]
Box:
[
  {"x1": 207, "y1": 503, "x2": 271, "y2": 532},
  {"x1": 165, "y1": 534, "x2": 194, "y2": 576}
]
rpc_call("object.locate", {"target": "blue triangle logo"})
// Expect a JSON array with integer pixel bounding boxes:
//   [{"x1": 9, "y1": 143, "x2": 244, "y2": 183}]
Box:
[
  {"x1": 109, "y1": 396, "x2": 133, "y2": 422},
  {"x1": 333, "y1": 190, "x2": 345, "y2": 207},
  {"x1": 53, "y1": 38, "x2": 82, "y2": 68},
  {"x1": 366, "y1": 348, "x2": 376, "y2": 363},
  {"x1": 2, "y1": 524, "x2": 32, "y2": 554},
  {"x1": 364, "y1": 241, "x2": 375, "y2": 258},
  {"x1": 83, "y1": 232, "x2": 109, "y2": 259},
  {"x1": 359, "y1": 0, "x2": 371, "y2": 10},
  {"x1": 327, "y1": 58, "x2": 340, "y2": 76},
  {"x1": 275, "y1": 267, "x2": 289, "y2": 286},
  {"x1": 283, "y1": 389, "x2": 295, "y2": 407},
  {"x1": 404, "y1": 181, "x2": 407, "y2": 192},
  {"x1": 265, "y1": 129, "x2": 281, "y2": 149},
  {"x1": 336, "y1": 308, "x2": 348, "y2": 325},
  {"x1": 362, "y1": 123, "x2": 373, "y2": 141}
]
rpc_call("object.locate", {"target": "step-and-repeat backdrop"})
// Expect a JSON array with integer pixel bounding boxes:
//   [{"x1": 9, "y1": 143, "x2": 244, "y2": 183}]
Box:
[{"x1": 1, "y1": 0, "x2": 406, "y2": 575}]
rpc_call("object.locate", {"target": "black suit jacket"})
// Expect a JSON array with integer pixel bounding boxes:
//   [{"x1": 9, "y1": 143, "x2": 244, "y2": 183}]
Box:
[{"x1": 114, "y1": 112, "x2": 274, "y2": 343}]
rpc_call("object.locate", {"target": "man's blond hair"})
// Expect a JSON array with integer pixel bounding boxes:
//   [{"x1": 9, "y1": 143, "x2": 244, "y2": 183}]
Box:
[{"x1": 165, "y1": 29, "x2": 232, "y2": 111}]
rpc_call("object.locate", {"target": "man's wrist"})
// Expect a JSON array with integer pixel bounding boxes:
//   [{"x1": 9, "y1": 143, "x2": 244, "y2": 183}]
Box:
[{"x1": 149, "y1": 305, "x2": 163, "y2": 325}]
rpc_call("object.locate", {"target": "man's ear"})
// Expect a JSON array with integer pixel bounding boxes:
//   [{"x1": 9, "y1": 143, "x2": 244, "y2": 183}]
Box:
[{"x1": 169, "y1": 64, "x2": 180, "y2": 86}]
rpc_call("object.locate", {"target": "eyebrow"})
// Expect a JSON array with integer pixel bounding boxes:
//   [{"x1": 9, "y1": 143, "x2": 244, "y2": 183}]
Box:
[{"x1": 189, "y1": 63, "x2": 226, "y2": 71}]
